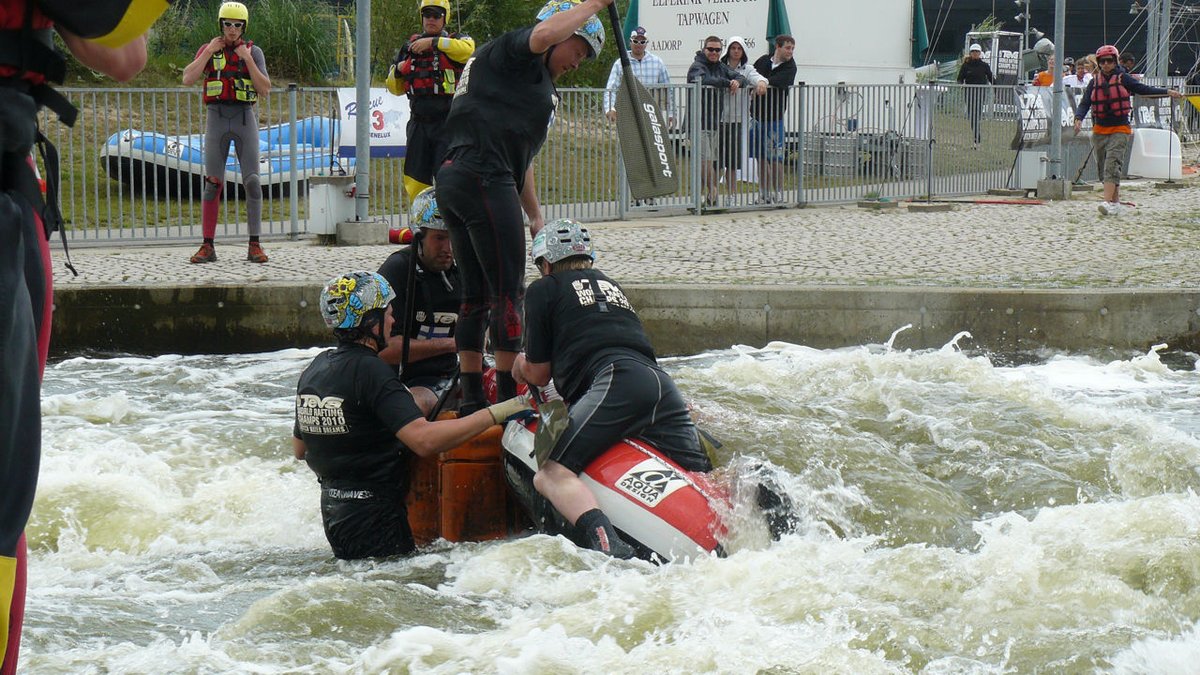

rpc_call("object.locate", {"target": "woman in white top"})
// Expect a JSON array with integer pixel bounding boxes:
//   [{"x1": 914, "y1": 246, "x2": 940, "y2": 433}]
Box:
[
  {"x1": 718, "y1": 36, "x2": 767, "y2": 205},
  {"x1": 1063, "y1": 58, "x2": 1093, "y2": 89}
]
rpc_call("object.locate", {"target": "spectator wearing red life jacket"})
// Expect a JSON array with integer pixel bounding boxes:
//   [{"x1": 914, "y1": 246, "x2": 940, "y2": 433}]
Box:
[
  {"x1": 1073, "y1": 44, "x2": 1181, "y2": 216},
  {"x1": 0, "y1": 5, "x2": 168, "y2": 673},
  {"x1": 181, "y1": 1, "x2": 271, "y2": 264},
  {"x1": 386, "y1": 0, "x2": 474, "y2": 205}
]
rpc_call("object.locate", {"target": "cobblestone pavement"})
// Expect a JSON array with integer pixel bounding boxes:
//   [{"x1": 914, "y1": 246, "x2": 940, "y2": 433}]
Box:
[{"x1": 51, "y1": 180, "x2": 1200, "y2": 290}]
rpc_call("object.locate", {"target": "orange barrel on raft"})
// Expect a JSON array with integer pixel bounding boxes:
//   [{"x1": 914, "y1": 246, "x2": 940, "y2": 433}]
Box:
[{"x1": 406, "y1": 415, "x2": 528, "y2": 545}]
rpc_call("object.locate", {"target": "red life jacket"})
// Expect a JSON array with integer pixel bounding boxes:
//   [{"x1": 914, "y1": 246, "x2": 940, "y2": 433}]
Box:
[
  {"x1": 202, "y1": 41, "x2": 257, "y2": 104},
  {"x1": 0, "y1": 1, "x2": 75, "y2": 126},
  {"x1": 0, "y1": 2, "x2": 58, "y2": 85},
  {"x1": 403, "y1": 32, "x2": 465, "y2": 98},
  {"x1": 1089, "y1": 71, "x2": 1133, "y2": 125}
]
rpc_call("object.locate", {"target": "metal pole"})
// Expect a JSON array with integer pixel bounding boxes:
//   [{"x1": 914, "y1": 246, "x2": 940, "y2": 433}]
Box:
[
  {"x1": 1048, "y1": 0, "x2": 1065, "y2": 179},
  {"x1": 288, "y1": 83, "x2": 299, "y2": 239},
  {"x1": 1158, "y1": 0, "x2": 1171, "y2": 79},
  {"x1": 1024, "y1": 1, "x2": 1030, "y2": 79},
  {"x1": 1146, "y1": 0, "x2": 1160, "y2": 79},
  {"x1": 355, "y1": 0, "x2": 371, "y2": 221},
  {"x1": 925, "y1": 83, "x2": 933, "y2": 201}
]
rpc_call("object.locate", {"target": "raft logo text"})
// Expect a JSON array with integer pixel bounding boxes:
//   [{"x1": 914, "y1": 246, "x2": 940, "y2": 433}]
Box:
[{"x1": 616, "y1": 459, "x2": 689, "y2": 506}]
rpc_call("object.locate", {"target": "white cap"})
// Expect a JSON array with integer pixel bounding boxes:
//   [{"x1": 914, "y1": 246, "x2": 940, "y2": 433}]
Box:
[{"x1": 969, "y1": 43, "x2": 982, "y2": 52}]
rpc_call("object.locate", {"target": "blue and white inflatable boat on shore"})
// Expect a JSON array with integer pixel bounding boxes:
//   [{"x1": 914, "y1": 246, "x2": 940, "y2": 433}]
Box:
[{"x1": 101, "y1": 116, "x2": 354, "y2": 198}]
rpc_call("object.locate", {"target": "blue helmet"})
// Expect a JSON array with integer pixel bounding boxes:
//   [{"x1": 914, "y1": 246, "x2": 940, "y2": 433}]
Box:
[
  {"x1": 409, "y1": 187, "x2": 446, "y2": 231},
  {"x1": 536, "y1": 0, "x2": 605, "y2": 59}
]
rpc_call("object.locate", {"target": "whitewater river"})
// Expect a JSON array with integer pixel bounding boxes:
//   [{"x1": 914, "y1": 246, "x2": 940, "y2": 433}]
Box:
[{"x1": 21, "y1": 338, "x2": 1200, "y2": 673}]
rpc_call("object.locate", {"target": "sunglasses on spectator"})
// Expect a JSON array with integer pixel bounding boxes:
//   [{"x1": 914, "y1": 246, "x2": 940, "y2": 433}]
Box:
[
  {"x1": 222, "y1": 20, "x2": 244, "y2": 28},
  {"x1": 421, "y1": 8, "x2": 444, "y2": 18},
  {"x1": 1097, "y1": 57, "x2": 1115, "y2": 64},
  {"x1": 632, "y1": 38, "x2": 648, "y2": 44},
  {"x1": 705, "y1": 46, "x2": 722, "y2": 52}
]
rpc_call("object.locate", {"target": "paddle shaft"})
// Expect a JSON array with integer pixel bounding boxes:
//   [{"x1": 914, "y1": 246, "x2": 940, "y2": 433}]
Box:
[
  {"x1": 606, "y1": 4, "x2": 632, "y2": 74},
  {"x1": 603, "y1": 2, "x2": 678, "y2": 199}
]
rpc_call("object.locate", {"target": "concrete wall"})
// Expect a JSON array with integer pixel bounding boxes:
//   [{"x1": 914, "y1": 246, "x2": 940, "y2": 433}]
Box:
[{"x1": 51, "y1": 283, "x2": 1200, "y2": 356}]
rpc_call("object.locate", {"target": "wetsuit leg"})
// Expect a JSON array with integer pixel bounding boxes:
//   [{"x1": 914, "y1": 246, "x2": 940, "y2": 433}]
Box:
[
  {"x1": 402, "y1": 117, "x2": 444, "y2": 204},
  {"x1": 201, "y1": 107, "x2": 232, "y2": 239},
  {"x1": 233, "y1": 106, "x2": 262, "y2": 236},
  {"x1": 434, "y1": 162, "x2": 526, "y2": 354},
  {"x1": 0, "y1": 146, "x2": 51, "y2": 675}
]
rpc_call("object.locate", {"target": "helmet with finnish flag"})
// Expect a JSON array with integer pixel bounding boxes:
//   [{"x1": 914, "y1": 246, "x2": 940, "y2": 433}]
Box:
[
  {"x1": 319, "y1": 271, "x2": 396, "y2": 329},
  {"x1": 536, "y1": 0, "x2": 605, "y2": 59},
  {"x1": 531, "y1": 219, "x2": 595, "y2": 265},
  {"x1": 420, "y1": 0, "x2": 451, "y2": 22},
  {"x1": 218, "y1": 2, "x2": 249, "y2": 30},
  {"x1": 1096, "y1": 45, "x2": 1119, "y2": 59}
]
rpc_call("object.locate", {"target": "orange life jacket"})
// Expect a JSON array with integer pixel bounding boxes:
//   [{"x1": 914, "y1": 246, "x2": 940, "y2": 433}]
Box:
[{"x1": 202, "y1": 41, "x2": 257, "y2": 104}]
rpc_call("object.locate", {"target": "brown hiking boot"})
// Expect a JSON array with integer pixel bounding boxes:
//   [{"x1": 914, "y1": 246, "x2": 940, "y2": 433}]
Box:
[
  {"x1": 247, "y1": 241, "x2": 268, "y2": 263},
  {"x1": 189, "y1": 243, "x2": 217, "y2": 263}
]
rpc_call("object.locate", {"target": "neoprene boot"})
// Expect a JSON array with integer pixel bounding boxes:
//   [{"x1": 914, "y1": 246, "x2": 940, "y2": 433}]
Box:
[
  {"x1": 495, "y1": 370, "x2": 517, "y2": 401},
  {"x1": 575, "y1": 508, "x2": 636, "y2": 559},
  {"x1": 459, "y1": 371, "x2": 487, "y2": 416}
]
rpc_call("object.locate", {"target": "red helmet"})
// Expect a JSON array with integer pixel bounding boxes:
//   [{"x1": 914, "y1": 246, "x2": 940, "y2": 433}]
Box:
[{"x1": 1097, "y1": 45, "x2": 1119, "y2": 59}]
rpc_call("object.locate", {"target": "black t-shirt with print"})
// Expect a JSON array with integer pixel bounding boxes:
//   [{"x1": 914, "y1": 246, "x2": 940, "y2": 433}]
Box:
[
  {"x1": 294, "y1": 343, "x2": 424, "y2": 488},
  {"x1": 523, "y1": 268, "x2": 656, "y2": 403},
  {"x1": 377, "y1": 245, "x2": 461, "y2": 382},
  {"x1": 441, "y1": 26, "x2": 557, "y2": 191}
]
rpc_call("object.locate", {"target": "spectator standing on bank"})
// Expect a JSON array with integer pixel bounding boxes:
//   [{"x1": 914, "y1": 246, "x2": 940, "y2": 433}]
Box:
[
  {"x1": 435, "y1": 0, "x2": 611, "y2": 415},
  {"x1": 956, "y1": 43, "x2": 993, "y2": 147},
  {"x1": 385, "y1": 0, "x2": 474, "y2": 205},
  {"x1": 603, "y1": 26, "x2": 672, "y2": 124},
  {"x1": 717, "y1": 36, "x2": 766, "y2": 205},
  {"x1": 1120, "y1": 52, "x2": 1141, "y2": 79},
  {"x1": 1074, "y1": 44, "x2": 1182, "y2": 216},
  {"x1": 1033, "y1": 56, "x2": 1056, "y2": 86},
  {"x1": 181, "y1": 1, "x2": 271, "y2": 264},
  {"x1": 749, "y1": 34, "x2": 797, "y2": 204},
  {"x1": 687, "y1": 36, "x2": 748, "y2": 208},
  {"x1": 1, "y1": 5, "x2": 167, "y2": 673},
  {"x1": 377, "y1": 188, "x2": 461, "y2": 415},
  {"x1": 1064, "y1": 58, "x2": 1092, "y2": 89}
]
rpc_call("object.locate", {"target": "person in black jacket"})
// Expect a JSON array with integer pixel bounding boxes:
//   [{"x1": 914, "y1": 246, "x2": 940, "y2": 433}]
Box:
[
  {"x1": 750, "y1": 35, "x2": 797, "y2": 204},
  {"x1": 956, "y1": 43, "x2": 994, "y2": 146},
  {"x1": 377, "y1": 187, "x2": 461, "y2": 414},
  {"x1": 687, "y1": 36, "x2": 748, "y2": 207}
]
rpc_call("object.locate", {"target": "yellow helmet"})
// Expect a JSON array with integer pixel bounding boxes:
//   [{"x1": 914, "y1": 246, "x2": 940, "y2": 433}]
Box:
[
  {"x1": 420, "y1": 0, "x2": 451, "y2": 23},
  {"x1": 219, "y1": 2, "x2": 249, "y2": 30}
]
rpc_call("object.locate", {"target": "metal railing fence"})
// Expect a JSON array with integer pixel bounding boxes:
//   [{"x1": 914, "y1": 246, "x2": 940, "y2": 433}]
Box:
[{"x1": 38, "y1": 82, "x2": 1124, "y2": 243}]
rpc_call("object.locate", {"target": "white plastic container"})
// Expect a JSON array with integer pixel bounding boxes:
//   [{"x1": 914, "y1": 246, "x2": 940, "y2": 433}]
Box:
[{"x1": 1127, "y1": 128, "x2": 1182, "y2": 180}]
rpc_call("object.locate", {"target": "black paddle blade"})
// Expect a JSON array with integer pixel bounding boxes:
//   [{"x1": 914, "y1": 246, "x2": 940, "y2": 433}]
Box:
[{"x1": 614, "y1": 74, "x2": 678, "y2": 200}]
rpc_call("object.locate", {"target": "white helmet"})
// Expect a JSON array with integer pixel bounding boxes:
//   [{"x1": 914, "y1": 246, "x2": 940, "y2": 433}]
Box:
[{"x1": 531, "y1": 219, "x2": 595, "y2": 265}]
